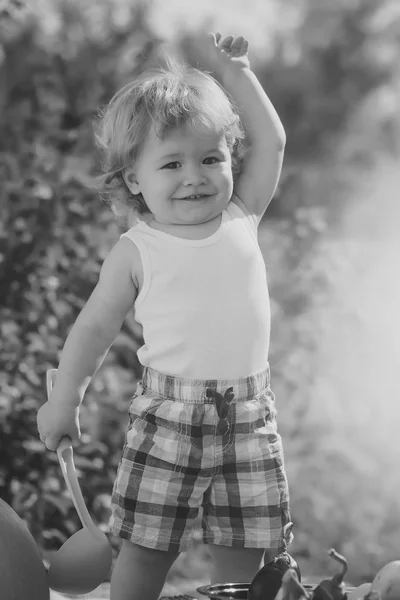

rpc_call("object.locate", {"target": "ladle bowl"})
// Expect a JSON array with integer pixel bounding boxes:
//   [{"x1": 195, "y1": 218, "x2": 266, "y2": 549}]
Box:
[{"x1": 46, "y1": 369, "x2": 113, "y2": 595}]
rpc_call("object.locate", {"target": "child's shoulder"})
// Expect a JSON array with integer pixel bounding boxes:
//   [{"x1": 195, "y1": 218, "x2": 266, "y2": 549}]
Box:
[
  {"x1": 103, "y1": 235, "x2": 141, "y2": 268},
  {"x1": 99, "y1": 234, "x2": 142, "y2": 290}
]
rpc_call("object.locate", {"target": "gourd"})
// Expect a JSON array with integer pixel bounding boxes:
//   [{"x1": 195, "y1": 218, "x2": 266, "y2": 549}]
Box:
[
  {"x1": 248, "y1": 552, "x2": 302, "y2": 600},
  {"x1": 312, "y1": 549, "x2": 348, "y2": 600},
  {"x1": 275, "y1": 568, "x2": 309, "y2": 600},
  {"x1": 0, "y1": 497, "x2": 50, "y2": 600},
  {"x1": 371, "y1": 561, "x2": 400, "y2": 600}
]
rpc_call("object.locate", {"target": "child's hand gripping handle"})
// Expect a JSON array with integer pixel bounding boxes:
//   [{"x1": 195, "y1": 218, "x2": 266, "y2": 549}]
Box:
[{"x1": 46, "y1": 369, "x2": 97, "y2": 533}]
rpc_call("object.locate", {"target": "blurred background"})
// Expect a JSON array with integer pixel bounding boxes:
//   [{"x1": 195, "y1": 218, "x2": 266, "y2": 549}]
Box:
[{"x1": 1, "y1": 0, "x2": 400, "y2": 592}]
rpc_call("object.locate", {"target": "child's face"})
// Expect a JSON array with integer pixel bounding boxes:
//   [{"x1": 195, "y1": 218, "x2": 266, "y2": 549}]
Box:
[{"x1": 126, "y1": 123, "x2": 234, "y2": 226}]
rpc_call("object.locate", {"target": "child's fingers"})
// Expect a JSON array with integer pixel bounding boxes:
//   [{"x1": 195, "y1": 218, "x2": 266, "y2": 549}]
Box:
[
  {"x1": 231, "y1": 36, "x2": 249, "y2": 56},
  {"x1": 207, "y1": 31, "x2": 219, "y2": 46},
  {"x1": 210, "y1": 32, "x2": 249, "y2": 59},
  {"x1": 231, "y1": 36, "x2": 244, "y2": 52},
  {"x1": 44, "y1": 434, "x2": 62, "y2": 452},
  {"x1": 241, "y1": 39, "x2": 249, "y2": 54},
  {"x1": 231, "y1": 36, "x2": 247, "y2": 55},
  {"x1": 220, "y1": 35, "x2": 234, "y2": 50}
]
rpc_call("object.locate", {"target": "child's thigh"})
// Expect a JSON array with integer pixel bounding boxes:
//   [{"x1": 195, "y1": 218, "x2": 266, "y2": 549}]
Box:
[
  {"x1": 208, "y1": 546, "x2": 266, "y2": 583},
  {"x1": 117, "y1": 539, "x2": 180, "y2": 569}
]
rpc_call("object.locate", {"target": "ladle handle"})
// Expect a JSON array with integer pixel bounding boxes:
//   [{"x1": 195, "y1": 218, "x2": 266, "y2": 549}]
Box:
[{"x1": 46, "y1": 369, "x2": 97, "y2": 534}]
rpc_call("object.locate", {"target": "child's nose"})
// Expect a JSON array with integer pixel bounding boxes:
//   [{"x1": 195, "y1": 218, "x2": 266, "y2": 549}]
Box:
[{"x1": 183, "y1": 165, "x2": 207, "y2": 186}]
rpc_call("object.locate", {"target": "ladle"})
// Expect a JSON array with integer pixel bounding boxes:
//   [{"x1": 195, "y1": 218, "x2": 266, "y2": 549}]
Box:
[{"x1": 46, "y1": 369, "x2": 112, "y2": 595}]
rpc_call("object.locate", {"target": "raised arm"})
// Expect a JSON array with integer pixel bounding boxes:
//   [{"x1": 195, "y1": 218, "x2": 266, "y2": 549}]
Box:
[{"x1": 195, "y1": 33, "x2": 286, "y2": 223}]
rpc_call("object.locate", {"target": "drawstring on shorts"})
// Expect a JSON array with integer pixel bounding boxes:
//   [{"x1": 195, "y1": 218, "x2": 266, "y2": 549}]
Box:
[{"x1": 206, "y1": 386, "x2": 235, "y2": 434}]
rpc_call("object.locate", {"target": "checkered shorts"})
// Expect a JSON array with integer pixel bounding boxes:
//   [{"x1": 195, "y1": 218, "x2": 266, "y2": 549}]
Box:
[{"x1": 109, "y1": 364, "x2": 292, "y2": 552}]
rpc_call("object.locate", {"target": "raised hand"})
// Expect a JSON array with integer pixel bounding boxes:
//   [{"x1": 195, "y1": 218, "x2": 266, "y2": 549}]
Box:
[{"x1": 193, "y1": 32, "x2": 250, "y2": 79}]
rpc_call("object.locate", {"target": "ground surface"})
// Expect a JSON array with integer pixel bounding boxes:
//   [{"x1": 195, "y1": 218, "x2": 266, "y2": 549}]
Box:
[{"x1": 50, "y1": 578, "x2": 208, "y2": 599}]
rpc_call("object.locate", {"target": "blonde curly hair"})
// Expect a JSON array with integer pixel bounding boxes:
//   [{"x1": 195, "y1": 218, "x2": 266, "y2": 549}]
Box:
[{"x1": 91, "y1": 59, "x2": 245, "y2": 221}]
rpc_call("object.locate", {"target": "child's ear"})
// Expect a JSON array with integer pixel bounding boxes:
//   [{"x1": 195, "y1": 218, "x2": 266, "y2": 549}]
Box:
[{"x1": 122, "y1": 167, "x2": 141, "y2": 195}]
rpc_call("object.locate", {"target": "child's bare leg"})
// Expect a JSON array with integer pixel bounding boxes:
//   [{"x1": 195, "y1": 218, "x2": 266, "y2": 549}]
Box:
[
  {"x1": 110, "y1": 540, "x2": 179, "y2": 600},
  {"x1": 208, "y1": 546, "x2": 270, "y2": 584}
]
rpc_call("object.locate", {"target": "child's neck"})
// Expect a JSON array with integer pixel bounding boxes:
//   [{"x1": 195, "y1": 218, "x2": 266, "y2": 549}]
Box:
[{"x1": 147, "y1": 213, "x2": 223, "y2": 240}]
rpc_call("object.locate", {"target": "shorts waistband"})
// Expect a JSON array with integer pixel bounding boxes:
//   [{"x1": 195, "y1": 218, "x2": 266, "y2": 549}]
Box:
[{"x1": 140, "y1": 365, "x2": 271, "y2": 404}]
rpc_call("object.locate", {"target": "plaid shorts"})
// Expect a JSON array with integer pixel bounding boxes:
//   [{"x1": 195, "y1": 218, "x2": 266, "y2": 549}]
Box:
[{"x1": 109, "y1": 364, "x2": 292, "y2": 552}]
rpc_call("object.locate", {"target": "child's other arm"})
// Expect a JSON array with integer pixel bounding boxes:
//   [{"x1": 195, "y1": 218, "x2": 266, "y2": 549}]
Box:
[
  {"x1": 223, "y1": 61, "x2": 285, "y2": 222},
  {"x1": 48, "y1": 237, "x2": 138, "y2": 407}
]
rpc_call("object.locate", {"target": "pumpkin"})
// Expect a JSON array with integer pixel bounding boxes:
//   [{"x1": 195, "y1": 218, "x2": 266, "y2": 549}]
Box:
[
  {"x1": 0, "y1": 498, "x2": 49, "y2": 600},
  {"x1": 371, "y1": 561, "x2": 400, "y2": 600}
]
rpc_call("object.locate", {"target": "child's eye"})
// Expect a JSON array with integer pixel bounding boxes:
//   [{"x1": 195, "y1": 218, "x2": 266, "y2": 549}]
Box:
[
  {"x1": 203, "y1": 157, "x2": 220, "y2": 165},
  {"x1": 162, "y1": 161, "x2": 180, "y2": 169}
]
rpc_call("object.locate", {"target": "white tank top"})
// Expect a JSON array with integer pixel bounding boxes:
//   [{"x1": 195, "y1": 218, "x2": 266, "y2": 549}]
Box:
[{"x1": 121, "y1": 198, "x2": 271, "y2": 380}]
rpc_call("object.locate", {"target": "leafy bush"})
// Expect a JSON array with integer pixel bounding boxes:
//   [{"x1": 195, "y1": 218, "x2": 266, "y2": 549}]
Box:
[{"x1": 0, "y1": 0, "x2": 158, "y2": 556}]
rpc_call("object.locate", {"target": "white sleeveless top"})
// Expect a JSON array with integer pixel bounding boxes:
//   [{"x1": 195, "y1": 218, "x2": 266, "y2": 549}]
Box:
[{"x1": 121, "y1": 198, "x2": 271, "y2": 380}]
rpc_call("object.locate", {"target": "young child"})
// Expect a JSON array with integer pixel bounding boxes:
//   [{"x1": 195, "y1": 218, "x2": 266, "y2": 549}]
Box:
[{"x1": 37, "y1": 33, "x2": 293, "y2": 600}]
